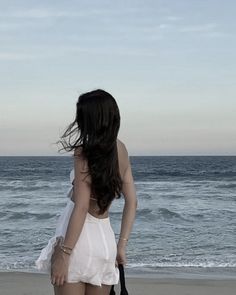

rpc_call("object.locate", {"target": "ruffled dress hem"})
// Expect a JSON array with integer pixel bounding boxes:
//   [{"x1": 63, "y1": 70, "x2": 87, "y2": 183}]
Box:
[{"x1": 34, "y1": 169, "x2": 119, "y2": 286}]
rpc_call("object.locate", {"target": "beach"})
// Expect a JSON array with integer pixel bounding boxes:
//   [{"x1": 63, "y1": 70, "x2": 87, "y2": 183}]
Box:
[
  {"x1": 0, "y1": 271, "x2": 235, "y2": 295},
  {"x1": 2, "y1": 0, "x2": 236, "y2": 291},
  {"x1": 1, "y1": 156, "x2": 236, "y2": 293}
]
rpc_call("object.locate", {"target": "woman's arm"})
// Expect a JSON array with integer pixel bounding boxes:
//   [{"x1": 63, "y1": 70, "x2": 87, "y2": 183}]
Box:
[
  {"x1": 51, "y1": 150, "x2": 91, "y2": 286},
  {"x1": 62, "y1": 150, "x2": 91, "y2": 249},
  {"x1": 117, "y1": 145, "x2": 138, "y2": 262}
]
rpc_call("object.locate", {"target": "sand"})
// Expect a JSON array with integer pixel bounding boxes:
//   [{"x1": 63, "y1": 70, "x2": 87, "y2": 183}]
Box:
[{"x1": 0, "y1": 271, "x2": 236, "y2": 295}]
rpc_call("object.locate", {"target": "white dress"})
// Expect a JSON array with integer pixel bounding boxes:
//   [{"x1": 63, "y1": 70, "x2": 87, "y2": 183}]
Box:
[{"x1": 35, "y1": 169, "x2": 119, "y2": 286}]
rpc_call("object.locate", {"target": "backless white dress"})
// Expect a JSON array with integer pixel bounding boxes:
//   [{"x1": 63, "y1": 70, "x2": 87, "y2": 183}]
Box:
[{"x1": 35, "y1": 169, "x2": 119, "y2": 286}]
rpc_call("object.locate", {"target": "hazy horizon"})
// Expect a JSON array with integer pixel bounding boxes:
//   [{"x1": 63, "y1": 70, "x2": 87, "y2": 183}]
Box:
[{"x1": 1, "y1": 0, "x2": 235, "y2": 156}]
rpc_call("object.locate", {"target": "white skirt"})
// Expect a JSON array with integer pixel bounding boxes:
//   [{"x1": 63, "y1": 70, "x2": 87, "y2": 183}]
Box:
[{"x1": 35, "y1": 193, "x2": 119, "y2": 286}]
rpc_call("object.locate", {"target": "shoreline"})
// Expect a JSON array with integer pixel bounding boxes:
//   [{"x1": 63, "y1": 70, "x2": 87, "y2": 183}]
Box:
[
  {"x1": 2, "y1": 266, "x2": 236, "y2": 280},
  {"x1": 1, "y1": 271, "x2": 236, "y2": 295}
]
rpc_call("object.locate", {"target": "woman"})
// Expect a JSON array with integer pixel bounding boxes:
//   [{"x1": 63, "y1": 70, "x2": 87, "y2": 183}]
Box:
[{"x1": 35, "y1": 89, "x2": 137, "y2": 295}]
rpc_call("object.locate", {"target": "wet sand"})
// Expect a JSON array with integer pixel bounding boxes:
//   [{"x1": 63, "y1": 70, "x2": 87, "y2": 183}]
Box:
[{"x1": 0, "y1": 271, "x2": 236, "y2": 295}]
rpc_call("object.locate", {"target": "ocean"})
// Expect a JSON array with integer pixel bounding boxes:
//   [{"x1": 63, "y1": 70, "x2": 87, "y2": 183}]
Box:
[{"x1": 0, "y1": 156, "x2": 236, "y2": 278}]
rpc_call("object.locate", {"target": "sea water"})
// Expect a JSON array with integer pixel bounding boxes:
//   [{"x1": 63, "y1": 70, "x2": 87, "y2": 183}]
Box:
[{"x1": 0, "y1": 156, "x2": 236, "y2": 278}]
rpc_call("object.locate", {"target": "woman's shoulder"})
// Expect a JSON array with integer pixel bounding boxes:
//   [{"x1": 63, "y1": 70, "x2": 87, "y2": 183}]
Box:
[
  {"x1": 117, "y1": 138, "x2": 128, "y2": 156},
  {"x1": 117, "y1": 138, "x2": 129, "y2": 179},
  {"x1": 73, "y1": 147, "x2": 88, "y2": 171}
]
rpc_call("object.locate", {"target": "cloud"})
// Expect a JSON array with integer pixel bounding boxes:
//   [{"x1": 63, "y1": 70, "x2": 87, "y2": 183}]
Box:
[
  {"x1": 0, "y1": 21, "x2": 36, "y2": 31},
  {"x1": 165, "y1": 16, "x2": 183, "y2": 22},
  {"x1": 0, "y1": 52, "x2": 31, "y2": 60},
  {"x1": 159, "y1": 23, "x2": 173, "y2": 29},
  {"x1": 60, "y1": 45, "x2": 157, "y2": 57},
  {"x1": 0, "y1": 23, "x2": 20, "y2": 30},
  {"x1": 179, "y1": 23, "x2": 218, "y2": 33},
  {"x1": 0, "y1": 43, "x2": 157, "y2": 62},
  {"x1": 176, "y1": 23, "x2": 228, "y2": 38},
  {"x1": 206, "y1": 31, "x2": 231, "y2": 38},
  {"x1": 0, "y1": 8, "x2": 114, "y2": 19},
  {"x1": 0, "y1": 51, "x2": 50, "y2": 61}
]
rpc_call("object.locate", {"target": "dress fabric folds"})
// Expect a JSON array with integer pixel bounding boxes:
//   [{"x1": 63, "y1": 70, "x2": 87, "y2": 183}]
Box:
[{"x1": 35, "y1": 169, "x2": 119, "y2": 286}]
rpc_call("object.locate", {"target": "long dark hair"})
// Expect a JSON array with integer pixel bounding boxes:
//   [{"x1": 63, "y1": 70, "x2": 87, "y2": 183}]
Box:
[{"x1": 57, "y1": 89, "x2": 122, "y2": 214}]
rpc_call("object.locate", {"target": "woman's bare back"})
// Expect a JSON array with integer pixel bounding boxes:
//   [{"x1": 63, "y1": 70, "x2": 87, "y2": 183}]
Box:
[{"x1": 71, "y1": 138, "x2": 129, "y2": 218}]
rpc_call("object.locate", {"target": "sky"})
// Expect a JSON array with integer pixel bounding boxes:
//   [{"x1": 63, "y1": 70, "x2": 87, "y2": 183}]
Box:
[{"x1": 0, "y1": 0, "x2": 235, "y2": 156}]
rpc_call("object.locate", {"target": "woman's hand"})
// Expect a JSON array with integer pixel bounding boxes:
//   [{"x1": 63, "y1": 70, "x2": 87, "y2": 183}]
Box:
[
  {"x1": 50, "y1": 238, "x2": 70, "y2": 286},
  {"x1": 116, "y1": 244, "x2": 127, "y2": 266}
]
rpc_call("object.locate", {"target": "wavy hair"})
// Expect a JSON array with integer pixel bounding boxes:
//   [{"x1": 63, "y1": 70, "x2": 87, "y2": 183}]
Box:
[{"x1": 57, "y1": 89, "x2": 122, "y2": 214}]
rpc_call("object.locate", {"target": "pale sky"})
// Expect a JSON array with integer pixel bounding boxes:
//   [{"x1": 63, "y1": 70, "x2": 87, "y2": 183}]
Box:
[{"x1": 0, "y1": 0, "x2": 235, "y2": 156}]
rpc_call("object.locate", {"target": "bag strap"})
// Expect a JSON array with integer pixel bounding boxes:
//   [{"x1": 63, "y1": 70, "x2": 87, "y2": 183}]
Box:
[
  {"x1": 119, "y1": 264, "x2": 129, "y2": 295},
  {"x1": 109, "y1": 264, "x2": 129, "y2": 295}
]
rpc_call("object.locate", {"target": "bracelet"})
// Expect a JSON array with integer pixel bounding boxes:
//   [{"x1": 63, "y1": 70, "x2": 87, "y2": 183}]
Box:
[
  {"x1": 60, "y1": 246, "x2": 72, "y2": 255},
  {"x1": 61, "y1": 243, "x2": 73, "y2": 251},
  {"x1": 119, "y1": 236, "x2": 128, "y2": 242}
]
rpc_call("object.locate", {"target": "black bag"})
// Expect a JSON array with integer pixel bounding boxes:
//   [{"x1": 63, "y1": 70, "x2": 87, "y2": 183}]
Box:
[{"x1": 109, "y1": 264, "x2": 129, "y2": 295}]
